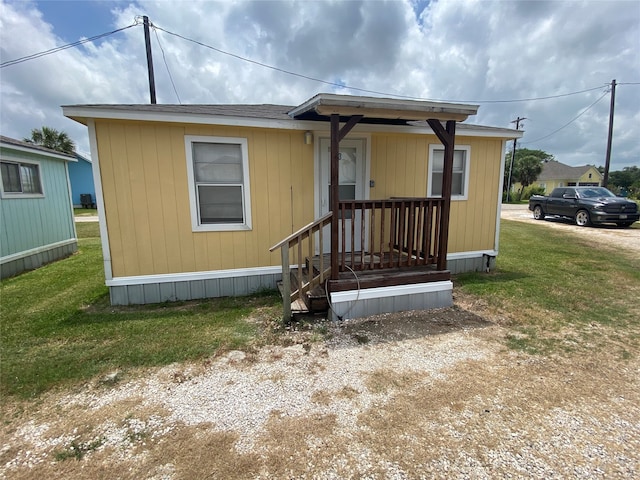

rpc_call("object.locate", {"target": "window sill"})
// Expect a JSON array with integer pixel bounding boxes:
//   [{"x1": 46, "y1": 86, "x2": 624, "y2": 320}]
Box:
[
  {"x1": 192, "y1": 223, "x2": 252, "y2": 232},
  {"x1": 0, "y1": 193, "x2": 45, "y2": 199}
]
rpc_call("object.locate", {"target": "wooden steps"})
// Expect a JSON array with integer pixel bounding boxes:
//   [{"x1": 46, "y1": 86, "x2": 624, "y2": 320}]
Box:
[{"x1": 276, "y1": 263, "x2": 329, "y2": 316}]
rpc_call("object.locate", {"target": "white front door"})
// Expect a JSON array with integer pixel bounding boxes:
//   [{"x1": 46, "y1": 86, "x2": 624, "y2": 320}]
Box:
[{"x1": 317, "y1": 138, "x2": 367, "y2": 254}]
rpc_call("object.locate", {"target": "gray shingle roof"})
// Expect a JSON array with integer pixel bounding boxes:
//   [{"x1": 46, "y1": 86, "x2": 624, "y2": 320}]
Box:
[
  {"x1": 63, "y1": 104, "x2": 295, "y2": 120},
  {"x1": 62, "y1": 103, "x2": 519, "y2": 136},
  {"x1": 0, "y1": 135, "x2": 76, "y2": 159},
  {"x1": 538, "y1": 161, "x2": 600, "y2": 181}
]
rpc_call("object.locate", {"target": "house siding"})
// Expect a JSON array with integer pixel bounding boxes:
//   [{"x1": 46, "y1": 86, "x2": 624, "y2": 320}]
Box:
[
  {"x1": 68, "y1": 156, "x2": 96, "y2": 206},
  {"x1": 94, "y1": 120, "x2": 315, "y2": 278},
  {"x1": 0, "y1": 146, "x2": 77, "y2": 278},
  {"x1": 370, "y1": 133, "x2": 501, "y2": 254},
  {"x1": 94, "y1": 120, "x2": 505, "y2": 282}
]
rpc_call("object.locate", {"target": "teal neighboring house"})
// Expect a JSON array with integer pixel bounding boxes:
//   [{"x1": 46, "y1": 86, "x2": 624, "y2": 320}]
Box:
[
  {"x1": 0, "y1": 136, "x2": 77, "y2": 279},
  {"x1": 68, "y1": 153, "x2": 96, "y2": 208}
]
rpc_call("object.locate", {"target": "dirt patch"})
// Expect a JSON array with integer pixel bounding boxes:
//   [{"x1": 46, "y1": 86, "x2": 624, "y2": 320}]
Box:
[{"x1": 2, "y1": 305, "x2": 639, "y2": 479}]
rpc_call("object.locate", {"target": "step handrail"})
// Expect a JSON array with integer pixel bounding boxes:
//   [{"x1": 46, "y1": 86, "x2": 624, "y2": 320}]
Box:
[
  {"x1": 270, "y1": 212, "x2": 333, "y2": 321},
  {"x1": 269, "y1": 212, "x2": 333, "y2": 252}
]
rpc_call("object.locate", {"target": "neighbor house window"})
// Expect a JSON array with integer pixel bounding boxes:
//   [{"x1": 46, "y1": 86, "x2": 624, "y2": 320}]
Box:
[
  {"x1": 0, "y1": 160, "x2": 43, "y2": 196},
  {"x1": 184, "y1": 136, "x2": 252, "y2": 231},
  {"x1": 427, "y1": 145, "x2": 470, "y2": 200}
]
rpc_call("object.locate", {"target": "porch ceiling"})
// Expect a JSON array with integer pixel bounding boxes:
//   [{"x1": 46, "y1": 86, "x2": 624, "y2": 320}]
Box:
[{"x1": 288, "y1": 93, "x2": 479, "y2": 124}]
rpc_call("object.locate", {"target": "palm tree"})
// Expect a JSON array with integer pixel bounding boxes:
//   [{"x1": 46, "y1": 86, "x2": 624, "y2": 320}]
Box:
[{"x1": 25, "y1": 126, "x2": 75, "y2": 154}]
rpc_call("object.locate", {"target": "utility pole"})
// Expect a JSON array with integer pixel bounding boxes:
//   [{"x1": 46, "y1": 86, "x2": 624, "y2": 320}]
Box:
[
  {"x1": 143, "y1": 16, "x2": 157, "y2": 104},
  {"x1": 603, "y1": 79, "x2": 616, "y2": 188},
  {"x1": 506, "y1": 116, "x2": 526, "y2": 202}
]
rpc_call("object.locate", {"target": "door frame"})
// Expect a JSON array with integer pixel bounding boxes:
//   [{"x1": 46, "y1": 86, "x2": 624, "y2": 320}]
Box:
[{"x1": 314, "y1": 134, "x2": 371, "y2": 254}]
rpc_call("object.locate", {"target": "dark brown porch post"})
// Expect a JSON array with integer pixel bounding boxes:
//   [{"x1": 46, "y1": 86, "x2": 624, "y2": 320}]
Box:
[
  {"x1": 330, "y1": 114, "x2": 340, "y2": 280},
  {"x1": 427, "y1": 119, "x2": 456, "y2": 271}
]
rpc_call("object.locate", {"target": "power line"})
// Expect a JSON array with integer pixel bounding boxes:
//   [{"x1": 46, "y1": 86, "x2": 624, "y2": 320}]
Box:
[
  {"x1": 153, "y1": 27, "x2": 181, "y2": 104},
  {"x1": 2, "y1": 16, "x2": 638, "y2": 107},
  {"x1": 152, "y1": 25, "x2": 609, "y2": 105},
  {"x1": 520, "y1": 91, "x2": 609, "y2": 145},
  {"x1": 0, "y1": 22, "x2": 139, "y2": 68}
]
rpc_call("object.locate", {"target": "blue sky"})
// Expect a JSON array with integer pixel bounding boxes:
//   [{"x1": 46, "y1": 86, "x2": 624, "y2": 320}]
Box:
[
  {"x1": 1, "y1": 0, "x2": 639, "y2": 169},
  {"x1": 35, "y1": 0, "x2": 117, "y2": 42}
]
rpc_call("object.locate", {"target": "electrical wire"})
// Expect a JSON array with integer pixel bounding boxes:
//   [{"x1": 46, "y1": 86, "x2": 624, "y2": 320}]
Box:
[
  {"x1": 152, "y1": 24, "x2": 609, "y2": 105},
  {"x1": 324, "y1": 264, "x2": 361, "y2": 321},
  {"x1": 0, "y1": 22, "x2": 139, "y2": 68},
  {"x1": 3, "y1": 16, "x2": 637, "y2": 106},
  {"x1": 520, "y1": 91, "x2": 610, "y2": 145},
  {"x1": 152, "y1": 27, "x2": 181, "y2": 104}
]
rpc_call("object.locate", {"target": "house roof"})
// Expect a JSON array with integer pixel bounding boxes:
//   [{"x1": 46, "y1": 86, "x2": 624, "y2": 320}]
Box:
[
  {"x1": 538, "y1": 160, "x2": 602, "y2": 181},
  {"x1": 288, "y1": 93, "x2": 478, "y2": 123},
  {"x1": 63, "y1": 95, "x2": 523, "y2": 139},
  {"x1": 0, "y1": 135, "x2": 76, "y2": 161}
]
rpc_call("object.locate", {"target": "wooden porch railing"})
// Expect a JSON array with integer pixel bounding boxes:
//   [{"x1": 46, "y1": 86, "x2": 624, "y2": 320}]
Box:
[
  {"x1": 269, "y1": 212, "x2": 333, "y2": 321},
  {"x1": 337, "y1": 197, "x2": 443, "y2": 272},
  {"x1": 270, "y1": 198, "x2": 443, "y2": 319}
]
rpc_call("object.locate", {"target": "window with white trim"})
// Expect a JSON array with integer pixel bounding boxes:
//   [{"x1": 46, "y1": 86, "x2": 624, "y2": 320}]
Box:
[
  {"x1": 1, "y1": 160, "x2": 43, "y2": 196},
  {"x1": 427, "y1": 145, "x2": 470, "y2": 200},
  {"x1": 185, "y1": 136, "x2": 252, "y2": 231}
]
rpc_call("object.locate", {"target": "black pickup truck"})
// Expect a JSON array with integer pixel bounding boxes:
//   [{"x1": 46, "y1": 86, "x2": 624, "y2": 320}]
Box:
[{"x1": 528, "y1": 187, "x2": 639, "y2": 227}]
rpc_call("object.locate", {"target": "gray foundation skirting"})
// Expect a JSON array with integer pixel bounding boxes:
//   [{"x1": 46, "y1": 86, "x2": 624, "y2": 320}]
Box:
[
  {"x1": 0, "y1": 241, "x2": 77, "y2": 279},
  {"x1": 109, "y1": 272, "x2": 280, "y2": 305},
  {"x1": 447, "y1": 254, "x2": 496, "y2": 274}
]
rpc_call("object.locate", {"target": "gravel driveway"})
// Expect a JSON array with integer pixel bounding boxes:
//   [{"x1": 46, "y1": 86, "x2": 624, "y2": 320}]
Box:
[{"x1": 2, "y1": 307, "x2": 639, "y2": 479}]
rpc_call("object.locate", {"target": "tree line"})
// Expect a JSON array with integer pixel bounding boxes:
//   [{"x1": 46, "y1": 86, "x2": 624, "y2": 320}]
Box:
[{"x1": 505, "y1": 148, "x2": 639, "y2": 200}]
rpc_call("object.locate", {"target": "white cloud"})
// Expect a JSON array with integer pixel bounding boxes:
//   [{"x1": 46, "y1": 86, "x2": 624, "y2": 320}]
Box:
[{"x1": 1, "y1": 0, "x2": 638, "y2": 169}]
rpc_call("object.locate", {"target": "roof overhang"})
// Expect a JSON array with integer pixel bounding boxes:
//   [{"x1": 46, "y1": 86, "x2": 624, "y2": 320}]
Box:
[
  {"x1": 288, "y1": 93, "x2": 479, "y2": 123},
  {"x1": 0, "y1": 137, "x2": 76, "y2": 162}
]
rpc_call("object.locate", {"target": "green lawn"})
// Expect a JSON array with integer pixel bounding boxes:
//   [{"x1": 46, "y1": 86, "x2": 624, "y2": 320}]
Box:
[
  {"x1": 2, "y1": 219, "x2": 639, "y2": 400},
  {"x1": 456, "y1": 220, "x2": 640, "y2": 356},
  {"x1": 0, "y1": 223, "x2": 280, "y2": 399}
]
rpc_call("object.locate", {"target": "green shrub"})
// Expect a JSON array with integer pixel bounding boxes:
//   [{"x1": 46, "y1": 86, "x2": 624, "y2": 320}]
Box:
[{"x1": 521, "y1": 185, "x2": 546, "y2": 200}]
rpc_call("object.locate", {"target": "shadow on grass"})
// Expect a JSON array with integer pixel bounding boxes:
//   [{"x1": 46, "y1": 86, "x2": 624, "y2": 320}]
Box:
[
  {"x1": 62, "y1": 290, "x2": 282, "y2": 327},
  {"x1": 455, "y1": 269, "x2": 528, "y2": 285}
]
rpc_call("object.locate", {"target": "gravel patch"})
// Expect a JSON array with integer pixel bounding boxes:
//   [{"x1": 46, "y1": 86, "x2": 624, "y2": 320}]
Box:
[{"x1": 2, "y1": 307, "x2": 639, "y2": 479}]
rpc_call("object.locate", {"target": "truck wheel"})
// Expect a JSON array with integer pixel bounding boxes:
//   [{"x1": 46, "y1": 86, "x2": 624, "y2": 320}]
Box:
[
  {"x1": 533, "y1": 205, "x2": 545, "y2": 220},
  {"x1": 575, "y1": 210, "x2": 591, "y2": 227}
]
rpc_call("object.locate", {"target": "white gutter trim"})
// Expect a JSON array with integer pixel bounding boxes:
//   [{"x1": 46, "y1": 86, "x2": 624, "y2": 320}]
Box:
[
  {"x1": 0, "y1": 238, "x2": 77, "y2": 264},
  {"x1": 62, "y1": 106, "x2": 522, "y2": 139},
  {"x1": 87, "y1": 120, "x2": 113, "y2": 281},
  {"x1": 106, "y1": 265, "x2": 282, "y2": 287},
  {"x1": 495, "y1": 139, "x2": 508, "y2": 254},
  {"x1": 0, "y1": 147, "x2": 77, "y2": 163},
  {"x1": 447, "y1": 250, "x2": 498, "y2": 260}
]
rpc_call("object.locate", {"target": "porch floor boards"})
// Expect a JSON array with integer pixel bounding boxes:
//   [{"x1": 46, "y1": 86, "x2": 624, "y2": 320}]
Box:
[{"x1": 280, "y1": 251, "x2": 450, "y2": 316}]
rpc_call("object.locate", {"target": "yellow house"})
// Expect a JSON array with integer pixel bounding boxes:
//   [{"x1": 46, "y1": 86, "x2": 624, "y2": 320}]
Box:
[
  {"x1": 533, "y1": 160, "x2": 602, "y2": 193},
  {"x1": 64, "y1": 94, "x2": 521, "y2": 320}
]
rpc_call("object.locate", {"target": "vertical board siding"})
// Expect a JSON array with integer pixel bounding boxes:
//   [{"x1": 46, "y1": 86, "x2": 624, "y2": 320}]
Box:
[
  {"x1": 68, "y1": 159, "x2": 95, "y2": 206},
  {"x1": 369, "y1": 133, "x2": 500, "y2": 254},
  {"x1": 95, "y1": 121, "x2": 503, "y2": 279},
  {"x1": 0, "y1": 150, "x2": 75, "y2": 259},
  {"x1": 95, "y1": 121, "x2": 315, "y2": 277}
]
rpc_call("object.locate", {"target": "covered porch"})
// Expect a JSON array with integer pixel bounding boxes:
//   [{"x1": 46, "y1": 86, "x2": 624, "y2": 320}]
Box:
[{"x1": 270, "y1": 94, "x2": 479, "y2": 321}]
